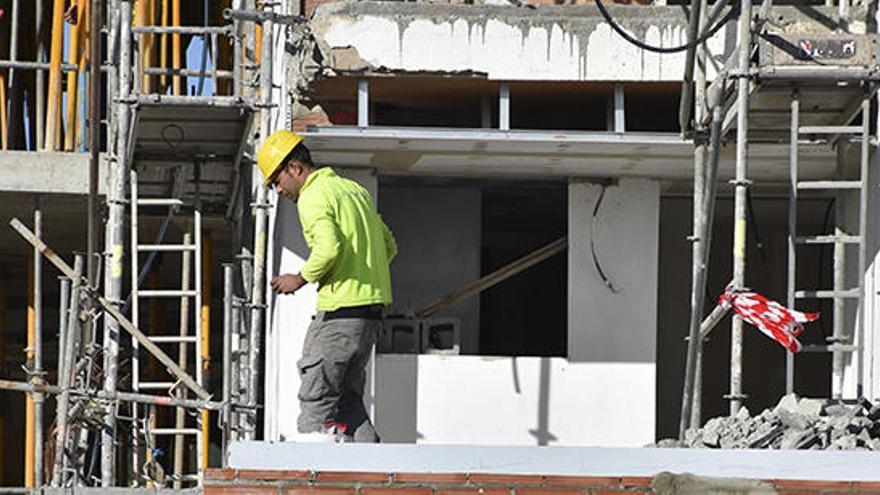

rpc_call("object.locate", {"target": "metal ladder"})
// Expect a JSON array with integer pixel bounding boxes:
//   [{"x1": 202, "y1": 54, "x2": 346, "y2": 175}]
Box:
[
  {"x1": 130, "y1": 164, "x2": 204, "y2": 485},
  {"x1": 787, "y1": 91, "x2": 871, "y2": 399}
]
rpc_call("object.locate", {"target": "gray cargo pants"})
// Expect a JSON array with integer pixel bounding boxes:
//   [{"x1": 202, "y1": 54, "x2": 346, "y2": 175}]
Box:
[{"x1": 296, "y1": 311, "x2": 380, "y2": 442}]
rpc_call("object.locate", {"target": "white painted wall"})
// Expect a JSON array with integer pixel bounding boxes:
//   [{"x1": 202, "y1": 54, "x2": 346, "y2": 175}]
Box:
[
  {"x1": 372, "y1": 354, "x2": 654, "y2": 447},
  {"x1": 862, "y1": 149, "x2": 880, "y2": 401},
  {"x1": 313, "y1": 4, "x2": 729, "y2": 82},
  {"x1": 378, "y1": 187, "x2": 481, "y2": 353}
]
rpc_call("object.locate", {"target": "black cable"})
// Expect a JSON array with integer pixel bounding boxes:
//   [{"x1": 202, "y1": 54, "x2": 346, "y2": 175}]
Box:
[
  {"x1": 591, "y1": 183, "x2": 620, "y2": 294},
  {"x1": 593, "y1": 0, "x2": 739, "y2": 54},
  {"x1": 745, "y1": 188, "x2": 767, "y2": 262}
]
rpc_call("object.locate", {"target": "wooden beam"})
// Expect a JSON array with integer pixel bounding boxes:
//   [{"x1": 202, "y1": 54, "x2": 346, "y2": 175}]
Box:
[{"x1": 416, "y1": 237, "x2": 567, "y2": 319}]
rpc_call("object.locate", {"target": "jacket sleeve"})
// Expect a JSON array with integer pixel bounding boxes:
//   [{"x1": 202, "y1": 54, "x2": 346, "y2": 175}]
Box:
[
  {"x1": 298, "y1": 193, "x2": 341, "y2": 283},
  {"x1": 380, "y1": 216, "x2": 398, "y2": 263}
]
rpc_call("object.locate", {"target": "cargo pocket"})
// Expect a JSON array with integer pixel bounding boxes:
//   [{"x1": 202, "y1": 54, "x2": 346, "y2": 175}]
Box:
[{"x1": 297, "y1": 355, "x2": 329, "y2": 402}]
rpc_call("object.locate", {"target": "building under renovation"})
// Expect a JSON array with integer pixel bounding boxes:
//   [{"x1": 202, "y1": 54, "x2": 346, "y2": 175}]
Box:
[{"x1": 1, "y1": 0, "x2": 880, "y2": 492}]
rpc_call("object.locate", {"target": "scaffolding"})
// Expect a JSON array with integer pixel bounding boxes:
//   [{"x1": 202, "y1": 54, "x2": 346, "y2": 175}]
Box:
[
  {"x1": 680, "y1": 0, "x2": 879, "y2": 437},
  {"x1": 0, "y1": 0, "x2": 282, "y2": 488}
]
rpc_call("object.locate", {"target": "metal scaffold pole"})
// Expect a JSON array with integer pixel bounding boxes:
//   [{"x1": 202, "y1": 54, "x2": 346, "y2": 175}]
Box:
[
  {"x1": 88, "y1": 0, "x2": 103, "y2": 287},
  {"x1": 33, "y1": 199, "x2": 45, "y2": 489},
  {"x1": 102, "y1": 0, "x2": 133, "y2": 486},
  {"x1": 245, "y1": 4, "x2": 273, "y2": 441},
  {"x1": 728, "y1": 0, "x2": 752, "y2": 415}
]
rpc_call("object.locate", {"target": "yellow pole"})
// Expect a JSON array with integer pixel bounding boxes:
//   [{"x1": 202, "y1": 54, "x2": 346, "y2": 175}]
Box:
[
  {"x1": 1, "y1": 72, "x2": 7, "y2": 150},
  {"x1": 171, "y1": 0, "x2": 181, "y2": 95},
  {"x1": 24, "y1": 254, "x2": 35, "y2": 487},
  {"x1": 200, "y1": 231, "x2": 212, "y2": 470},
  {"x1": 145, "y1": 0, "x2": 156, "y2": 93},
  {"x1": 44, "y1": 0, "x2": 65, "y2": 151},
  {"x1": 160, "y1": 0, "x2": 169, "y2": 91},
  {"x1": 0, "y1": 278, "x2": 7, "y2": 483},
  {"x1": 64, "y1": 0, "x2": 87, "y2": 151}
]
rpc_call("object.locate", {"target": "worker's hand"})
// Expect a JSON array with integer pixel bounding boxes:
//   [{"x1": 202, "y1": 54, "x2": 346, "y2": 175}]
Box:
[{"x1": 270, "y1": 273, "x2": 307, "y2": 294}]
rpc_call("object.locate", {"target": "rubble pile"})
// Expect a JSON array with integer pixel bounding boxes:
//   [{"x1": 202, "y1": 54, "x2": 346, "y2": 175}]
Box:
[{"x1": 659, "y1": 394, "x2": 880, "y2": 450}]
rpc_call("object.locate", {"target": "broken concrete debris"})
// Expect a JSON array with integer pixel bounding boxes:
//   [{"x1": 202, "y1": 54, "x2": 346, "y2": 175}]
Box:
[{"x1": 654, "y1": 394, "x2": 880, "y2": 451}]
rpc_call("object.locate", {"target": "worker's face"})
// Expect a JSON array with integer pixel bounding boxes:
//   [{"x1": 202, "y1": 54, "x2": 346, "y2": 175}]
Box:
[{"x1": 271, "y1": 160, "x2": 309, "y2": 202}]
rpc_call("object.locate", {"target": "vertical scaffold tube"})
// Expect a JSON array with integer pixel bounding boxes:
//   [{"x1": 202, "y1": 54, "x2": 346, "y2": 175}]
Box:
[
  {"x1": 102, "y1": 0, "x2": 133, "y2": 486},
  {"x1": 729, "y1": 0, "x2": 752, "y2": 415},
  {"x1": 52, "y1": 255, "x2": 84, "y2": 487},
  {"x1": 246, "y1": 6, "x2": 273, "y2": 440}
]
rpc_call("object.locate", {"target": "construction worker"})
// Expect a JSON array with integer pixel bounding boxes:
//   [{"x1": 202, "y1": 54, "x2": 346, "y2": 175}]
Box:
[{"x1": 258, "y1": 130, "x2": 397, "y2": 443}]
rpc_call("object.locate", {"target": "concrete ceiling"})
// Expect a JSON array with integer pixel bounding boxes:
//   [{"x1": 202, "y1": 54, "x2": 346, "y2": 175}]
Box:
[{"x1": 302, "y1": 126, "x2": 842, "y2": 182}]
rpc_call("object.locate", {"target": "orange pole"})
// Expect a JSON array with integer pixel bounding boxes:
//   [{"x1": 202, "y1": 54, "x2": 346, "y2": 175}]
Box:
[
  {"x1": 145, "y1": 0, "x2": 156, "y2": 93},
  {"x1": 171, "y1": 0, "x2": 181, "y2": 95},
  {"x1": 160, "y1": 0, "x2": 169, "y2": 91},
  {"x1": 64, "y1": 0, "x2": 87, "y2": 151},
  {"x1": 200, "y1": 231, "x2": 211, "y2": 470},
  {"x1": 135, "y1": 0, "x2": 148, "y2": 92},
  {"x1": 24, "y1": 254, "x2": 35, "y2": 487},
  {"x1": 44, "y1": 0, "x2": 66, "y2": 151}
]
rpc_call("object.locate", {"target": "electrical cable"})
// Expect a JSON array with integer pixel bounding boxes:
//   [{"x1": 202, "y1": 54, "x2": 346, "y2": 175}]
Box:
[
  {"x1": 591, "y1": 183, "x2": 620, "y2": 294},
  {"x1": 593, "y1": 0, "x2": 739, "y2": 54},
  {"x1": 745, "y1": 188, "x2": 767, "y2": 262}
]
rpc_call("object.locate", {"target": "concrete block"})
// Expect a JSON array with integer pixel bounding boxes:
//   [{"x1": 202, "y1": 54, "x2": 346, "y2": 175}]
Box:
[
  {"x1": 420, "y1": 317, "x2": 461, "y2": 355},
  {"x1": 380, "y1": 318, "x2": 421, "y2": 353}
]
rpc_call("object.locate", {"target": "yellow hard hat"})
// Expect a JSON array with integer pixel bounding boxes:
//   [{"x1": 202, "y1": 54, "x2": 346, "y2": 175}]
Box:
[{"x1": 257, "y1": 130, "x2": 304, "y2": 187}]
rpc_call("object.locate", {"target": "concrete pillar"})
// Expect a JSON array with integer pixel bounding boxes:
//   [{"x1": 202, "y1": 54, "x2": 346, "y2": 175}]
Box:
[
  {"x1": 863, "y1": 148, "x2": 880, "y2": 401},
  {"x1": 266, "y1": 167, "x2": 378, "y2": 441},
  {"x1": 568, "y1": 178, "x2": 660, "y2": 363},
  {"x1": 567, "y1": 178, "x2": 659, "y2": 440}
]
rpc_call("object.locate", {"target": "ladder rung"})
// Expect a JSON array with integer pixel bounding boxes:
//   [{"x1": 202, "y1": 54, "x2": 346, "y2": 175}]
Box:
[
  {"x1": 150, "y1": 428, "x2": 201, "y2": 436},
  {"x1": 795, "y1": 234, "x2": 861, "y2": 245},
  {"x1": 798, "y1": 125, "x2": 863, "y2": 135},
  {"x1": 795, "y1": 289, "x2": 861, "y2": 299},
  {"x1": 137, "y1": 382, "x2": 178, "y2": 390},
  {"x1": 137, "y1": 244, "x2": 197, "y2": 252},
  {"x1": 136, "y1": 198, "x2": 185, "y2": 206},
  {"x1": 799, "y1": 344, "x2": 859, "y2": 353},
  {"x1": 797, "y1": 181, "x2": 862, "y2": 190},
  {"x1": 137, "y1": 289, "x2": 198, "y2": 298},
  {"x1": 148, "y1": 335, "x2": 198, "y2": 343}
]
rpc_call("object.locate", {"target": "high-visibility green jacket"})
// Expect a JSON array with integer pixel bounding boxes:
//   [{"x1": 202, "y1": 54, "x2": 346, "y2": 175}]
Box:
[{"x1": 297, "y1": 167, "x2": 397, "y2": 311}]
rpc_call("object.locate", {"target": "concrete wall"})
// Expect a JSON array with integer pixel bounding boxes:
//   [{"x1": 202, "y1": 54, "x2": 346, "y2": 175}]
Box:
[
  {"x1": 378, "y1": 186, "x2": 481, "y2": 354},
  {"x1": 373, "y1": 355, "x2": 653, "y2": 447},
  {"x1": 312, "y1": 2, "x2": 731, "y2": 82},
  {"x1": 863, "y1": 150, "x2": 880, "y2": 401}
]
